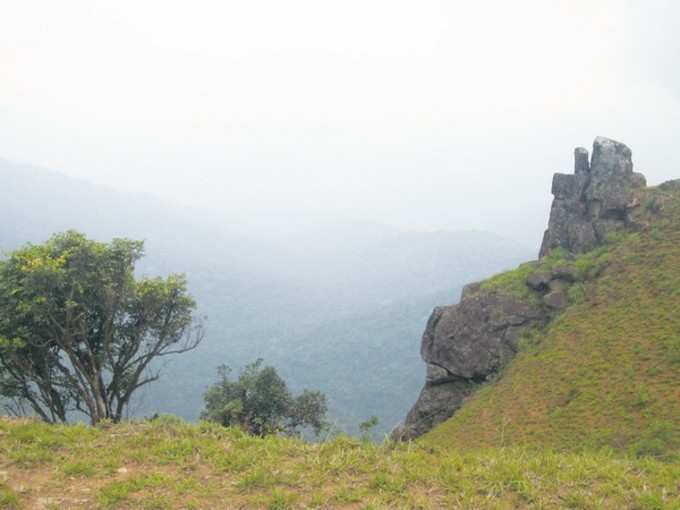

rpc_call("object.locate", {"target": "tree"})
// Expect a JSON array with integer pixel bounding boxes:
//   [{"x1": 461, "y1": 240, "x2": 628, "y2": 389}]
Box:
[
  {"x1": 359, "y1": 415, "x2": 379, "y2": 439},
  {"x1": 0, "y1": 231, "x2": 203, "y2": 424},
  {"x1": 201, "y1": 359, "x2": 327, "y2": 437}
]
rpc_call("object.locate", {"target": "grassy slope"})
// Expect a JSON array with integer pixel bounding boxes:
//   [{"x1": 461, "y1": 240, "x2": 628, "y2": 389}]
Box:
[
  {"x1": 0, "y1": 417, "x2": 679, "y2": 509},
  {"x1": 424, "y1": 184, "x2": 680, "y2": 456}
]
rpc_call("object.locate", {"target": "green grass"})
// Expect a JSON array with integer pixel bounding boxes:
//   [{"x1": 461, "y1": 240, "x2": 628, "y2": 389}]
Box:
[
  {"x1": 479, "y1": 259, "x2": 545, "y2": 299},
  {"x1": 424, "y1": 185, "x2": 680, "y2": 457},
  {"x1": 0, "y1": 417, "x2": 678, "y2": 508},
  {"x1": 62, "y1": 459, "x2": 97, "y2": 477},
  {"x1": 478, "y1": 242, "x2": 615, "y2": 302},
  {"x1": 0, "y1": 484, "x2": 20, "y2": 509},
  {"x1": 97, "y1": 474, "x2": 173, "y2": 508}
]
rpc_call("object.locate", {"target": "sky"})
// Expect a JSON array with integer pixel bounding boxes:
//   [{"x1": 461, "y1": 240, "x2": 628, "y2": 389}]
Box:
[{"x1": 2, "y1": 0, "x2": 680, "y2": 244}]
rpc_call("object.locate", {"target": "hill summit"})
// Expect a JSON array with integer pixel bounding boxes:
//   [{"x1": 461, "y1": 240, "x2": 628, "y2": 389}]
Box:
[{"x1": 394, "y1": 137, "x2": 680, "y2": 452}]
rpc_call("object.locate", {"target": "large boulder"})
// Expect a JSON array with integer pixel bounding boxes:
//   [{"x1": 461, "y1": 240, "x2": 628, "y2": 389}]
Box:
[
  {"x1": 421, "y1": 292, "x2": 545, "y2": 380},
  {"x1": 585, "y1": 136, "x2": 636, "y2": 214}
]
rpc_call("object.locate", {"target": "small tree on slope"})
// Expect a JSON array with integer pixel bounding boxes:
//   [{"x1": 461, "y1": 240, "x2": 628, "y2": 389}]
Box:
[{"x1": 0, "y1": 231, "x2": 203, "y2": 424}]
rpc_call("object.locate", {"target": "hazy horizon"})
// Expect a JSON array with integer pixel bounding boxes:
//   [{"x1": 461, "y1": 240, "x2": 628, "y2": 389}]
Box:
[{"x1": 3, "y1": 1, "x2": 680, "y2": 245}]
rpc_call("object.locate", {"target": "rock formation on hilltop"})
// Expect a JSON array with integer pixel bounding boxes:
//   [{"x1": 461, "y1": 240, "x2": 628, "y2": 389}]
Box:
[
  {"x1": 539, "y1": 137, "x2": 646, "y2": 258},
  {"x1": 394, "y1": 137, "x2": 647, "y2": 440}
]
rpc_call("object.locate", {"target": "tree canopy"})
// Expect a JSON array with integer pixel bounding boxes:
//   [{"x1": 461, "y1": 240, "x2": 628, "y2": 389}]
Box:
[
  {"x1": 201, "y1": 359, "x2": 327, "y2": 437},
  {"x1": 0, "y1": 230, "x2": 203, "y2": 424}
]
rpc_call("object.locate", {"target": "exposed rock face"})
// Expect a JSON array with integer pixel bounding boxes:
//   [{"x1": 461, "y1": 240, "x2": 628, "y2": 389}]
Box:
[
  {"x1": 539, "y1": 137, "x2": 646, "y2": 258},
  {"x1": 421, "y1": 293, "x2": 545, "y2": 380},
  {"x1": 393, "y1": 288, "x2": 547, "y2": 440},
  {"x1": 394, "y1": 137, "x2": 647, "y2": 441}
]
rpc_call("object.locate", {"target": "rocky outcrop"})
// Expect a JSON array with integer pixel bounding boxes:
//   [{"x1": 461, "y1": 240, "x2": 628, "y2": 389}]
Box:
[
  {"x1": 393, "y1": 286, "x2": 548, "y2": 440},
  {"x1": 539, "y1": 137, "x2": 646, "y2": 258},
  {"x1": 421, "y1": 287, "x2": 545, "y2": 381},
  {"x1": 394, "y1": 137, "x2": 647, "y2": 441}
]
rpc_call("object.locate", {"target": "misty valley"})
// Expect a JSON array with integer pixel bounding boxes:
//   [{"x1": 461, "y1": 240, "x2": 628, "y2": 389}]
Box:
[{"x1": 0, "y1": 159, "x2": 531, "y2": 437}]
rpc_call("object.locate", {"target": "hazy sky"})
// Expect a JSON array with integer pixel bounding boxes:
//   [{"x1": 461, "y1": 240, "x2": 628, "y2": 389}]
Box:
[{"x1": 2, "y1": 1, "x2": 680, "y2": 243}]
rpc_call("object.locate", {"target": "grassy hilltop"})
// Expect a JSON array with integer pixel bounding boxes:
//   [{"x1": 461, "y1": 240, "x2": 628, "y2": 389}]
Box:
[{"x1": 0, "y1": 417, "x2": 679, "y2": 509}]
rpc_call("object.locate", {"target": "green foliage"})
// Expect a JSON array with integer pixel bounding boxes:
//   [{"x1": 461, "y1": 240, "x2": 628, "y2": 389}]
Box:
[
  {"x1": 288, "y1": 389, "x2": 328, "y2": 436},
  {"x1": 201, "y1": 360, "x2": 328, "y2": 437},
  {"x1": 0, "y1": 231, "x2": 203, "y2": 424},
  {"x1": 359, "y1": 416, "x2": 379, "y2": 435}
]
